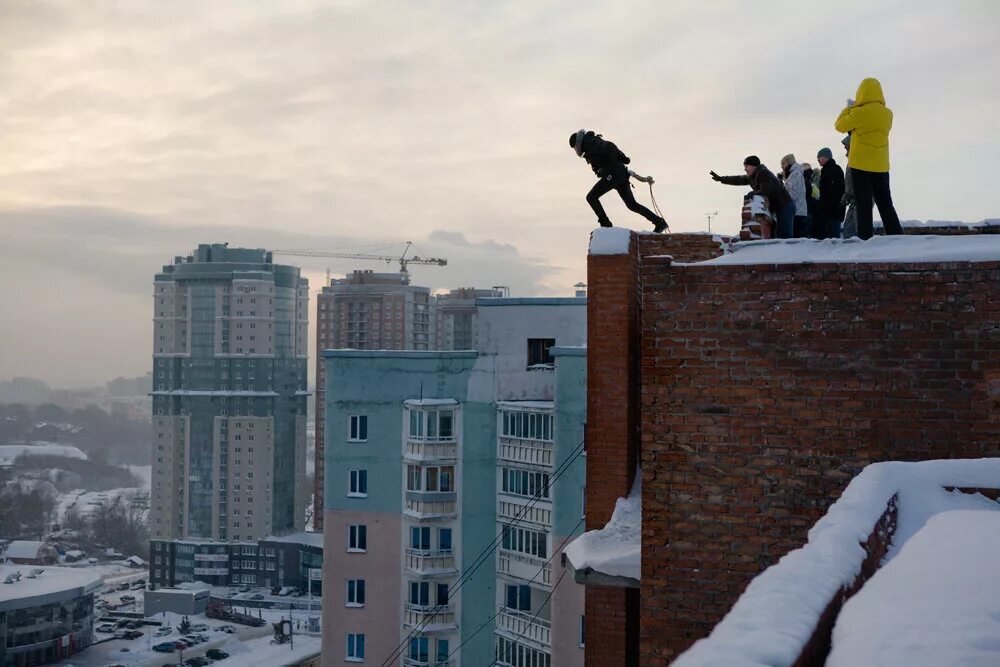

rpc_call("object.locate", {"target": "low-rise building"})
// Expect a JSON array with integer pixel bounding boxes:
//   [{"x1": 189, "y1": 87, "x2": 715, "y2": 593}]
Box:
[
  {"x1": 2, "y1": 541, "x2": 56, "y2": 566},
  {"x1": 0, "y1": 565, "x2": 102, "y2": 666}
]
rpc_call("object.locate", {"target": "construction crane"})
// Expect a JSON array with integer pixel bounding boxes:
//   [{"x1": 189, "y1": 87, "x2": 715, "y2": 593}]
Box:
[{"x1": 274, "y1": 241, "x2": 447, "y2": 276}]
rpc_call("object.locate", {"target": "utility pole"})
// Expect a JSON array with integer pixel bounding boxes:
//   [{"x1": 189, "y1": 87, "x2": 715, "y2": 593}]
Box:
[{"x1": 706, "y1": 210, "x2": 719, "y2": 233}]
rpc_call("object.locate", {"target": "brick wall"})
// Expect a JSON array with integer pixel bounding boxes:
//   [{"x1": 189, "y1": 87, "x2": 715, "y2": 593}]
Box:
[
  {"x1": 638, "y1": 257, "x2": 1000, "y2": 663},
  {"x1": 583, "y1": 232, "x2": 727, "y2": 666}
]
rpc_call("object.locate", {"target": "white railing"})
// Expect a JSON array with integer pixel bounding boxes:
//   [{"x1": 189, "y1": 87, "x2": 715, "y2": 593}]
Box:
[
  {"x1": 405, "y1": 499, "x2": 457, "y2": 519},
  {"x1": 497, "y1": 497, "x2": 551, "y2": 527},
  {"x1": 497, "y1": 549, "x2": 551, "y2": 586},
  {"x1": 404, "y1": 440, "x2": 457, "y2": 462},
  {"x1": 497, "y1": 609, "x2": 551, "y2": 648},
  {"x1": 402, "y1": 659, "x2": 454, "y2": 667},
  {"x1": 404, "y1": 549, "x2": 456, "y2": 575},
  {"x1": 498, "y1": 437, "x2": 553, "y2": 468},
  {"x1": 403, "y1": 603, "x2": 456, "y2": 629}
]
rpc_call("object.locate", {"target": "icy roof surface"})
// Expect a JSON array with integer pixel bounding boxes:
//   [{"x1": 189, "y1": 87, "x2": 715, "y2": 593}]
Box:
[
  {"x1": 689, "y1": 234, "x2": 1000, "y2": 266},
  {"x1": 3, "y1": 541, "x2": 45, "y2": 559},
  {"x1": 563, "y1": 469, "x2": 641, "y2": 581},
  {"x1": 588, "y1": 227, "x2": 632, "y2": 255},
  {"x1": 672, "y1": 458, "x2": 1000, "y2": 667},
  {"x1": 0, "y1": 564, "x2": 102, "y2": 603},
  {"x1": 262, "y1": 531, "x2": 323, "y2": 548},
  {"x1": 827, "y1": 510, "x2": 1000, "y2": 667},
  {"x1": 0, "y1": 444, "x2": 87, "y2": 465}
]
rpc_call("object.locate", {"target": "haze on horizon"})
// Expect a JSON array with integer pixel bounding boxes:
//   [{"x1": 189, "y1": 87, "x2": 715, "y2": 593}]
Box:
[{"x1": 1, "y1": 0, "x2": 998, "y2": 388}]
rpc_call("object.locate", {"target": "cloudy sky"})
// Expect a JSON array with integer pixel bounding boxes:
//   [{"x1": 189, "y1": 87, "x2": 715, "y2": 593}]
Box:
[{"x1": 2, "y1": 0, "x2": 998, "y2": 387}]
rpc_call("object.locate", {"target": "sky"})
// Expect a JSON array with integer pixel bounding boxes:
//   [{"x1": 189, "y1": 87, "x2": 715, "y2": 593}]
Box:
[{"x1": 1, "y1": 0, "x2": 999, "y2": 388}]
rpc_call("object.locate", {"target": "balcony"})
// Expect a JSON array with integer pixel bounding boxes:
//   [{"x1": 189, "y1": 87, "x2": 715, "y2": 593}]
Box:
[
  {"x1": 496, "y1": 608, "x2": 551, "y2": 649},
  {"x1": 404, "y1": 440, "x2": 457, "y2": 463},
  {"x1": 497, "y1": 549, "x2": 551, "y2": 587},
  {"x1": 403, "y1": 659, "x2": 454, "y2": 667},
  {"x1": 405, "y1": 549, "x2": 457, "y2": 577},
  {"x1": 497, "y1": 436, "x2": 553, "y2": 468},
  {"x1": 403, "y1": 603, "x2": 457, "y2": 631},
  {"x1": 404, "y1": 496, "x2": 457, "y2": 520},
  {"x1": 497, "y1": 496, "x2": 551, "y2": 528}
]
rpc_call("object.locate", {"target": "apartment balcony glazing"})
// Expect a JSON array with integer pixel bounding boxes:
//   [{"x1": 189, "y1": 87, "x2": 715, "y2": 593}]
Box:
[
  {"x1": 403, "y1": 659, "x2": 454, "y2": 667},
  {"x1": 497, "y1": 549, "x2": 552, "y2": 587},
  {"x1": 496, "y1": 608, "x2": 551, "y2": 649},
  {"x1": 497, "y1": 495, "x2": 552, "y2": 529},
  {"x1": 497, "y1": 405, "x2": 554, "y2": 469},
  {"x1": 404, "y1": 401, "x2": 458, "y2": 463}
]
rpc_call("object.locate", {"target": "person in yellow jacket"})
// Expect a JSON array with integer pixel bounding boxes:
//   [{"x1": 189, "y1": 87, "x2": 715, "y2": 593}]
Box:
[{"x1": 835, "y1": 78, "x2": 903, "y2": 239}]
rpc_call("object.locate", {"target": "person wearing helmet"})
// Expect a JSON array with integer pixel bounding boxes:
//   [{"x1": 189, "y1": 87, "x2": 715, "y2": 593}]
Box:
[{"x1": 569, "y1": 129, "x2": 668, "y2": 233}]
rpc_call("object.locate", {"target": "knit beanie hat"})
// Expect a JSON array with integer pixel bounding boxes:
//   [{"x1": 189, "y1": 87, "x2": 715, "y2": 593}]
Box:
[
  {"x1": 781, "y1": 153, "x2": 797, "y2": 168},
  {"x1": 570, "y1": 129, "x2": 586, "y2": 156},
  {"x1": 743, "y1": 155, "x2": 761, "y2": 167},
  {"x1": 817, "y1": 147, "x2": 833, "y2": 160}
]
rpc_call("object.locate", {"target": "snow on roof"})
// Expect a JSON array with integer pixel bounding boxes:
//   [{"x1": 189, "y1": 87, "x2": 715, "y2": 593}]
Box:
[
  {"x1": 219, "y1": 632, "x2": 322, "y2": 665},
  {"x1": 3, "y1": 541, "x2": 45, "y2": 559},
  {"x1": 0, "y1": 564, "x2": 102, "y2": 605},
  {"x1": 688, "y1": 234, "x2": 1000, "y2": 266},
  {"x1": 150, "y1": 390, "x2": 279, "y2": 396},
  {"x1": 0, "y1": 444, "x2": 88, "y2": 465},
  {"x1": 262, "y1": 531, "x2": 324, "y2": 548},
  {"x1": 563, "y1": 469, "x2": 641, "y2": 582},
  {"x1": 672, "y1": 458, "x2": 1000, "y2": 667},
  {"x1": 889, "y1": 218, "x2": 999, "y2": 229},
  {"x1": 403, "y1": 398, "x2": 459, "y2": 407},
  {"x1": 589, "y1": 227, "x2": 632, "y2": 255},
  {"x1": 827, "y1": 510, "x2": 1000, "y2": 666},
  {"x1": 127, "y1": 555, "x2": 146, "y2": 565}
]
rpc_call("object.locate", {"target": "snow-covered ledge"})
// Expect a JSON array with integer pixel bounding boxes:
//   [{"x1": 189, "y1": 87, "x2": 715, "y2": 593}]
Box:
[
  {"x1": 588, "y1": 227, "x2": 633, "y2": 255},
  {"x1": 672, "y1": 459, "x2": 1000, "y2": 667},
  {"x1": 562, "y1": 469, "x2": 640, "y2": 588}
]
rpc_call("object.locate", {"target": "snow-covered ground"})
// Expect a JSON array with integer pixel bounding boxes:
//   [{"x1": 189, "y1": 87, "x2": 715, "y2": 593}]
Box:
[{"x1": 828, "y1": 510, "x2": 1000, "y2": 667}]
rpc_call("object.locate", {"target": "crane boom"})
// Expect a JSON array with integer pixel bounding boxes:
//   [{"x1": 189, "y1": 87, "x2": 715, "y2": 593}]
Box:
[{"x1": 273, "y1": 241, "x2": 447, "y2": 274}]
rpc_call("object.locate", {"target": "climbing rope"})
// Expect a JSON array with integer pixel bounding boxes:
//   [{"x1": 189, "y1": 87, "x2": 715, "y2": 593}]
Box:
[{"x1": 630, "y1": 170, "x2": 670, "y2": 232}]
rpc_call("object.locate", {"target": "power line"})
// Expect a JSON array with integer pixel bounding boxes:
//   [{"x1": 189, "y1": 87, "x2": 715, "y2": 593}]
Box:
[
  {"x1": 445, "y1": 516, "x2": 586, "y2": 663},
  {"x1": 379, "y1": 440, "x2": 586, "y2": 667},
  {"x1": 502, "y1": 567, "x2": 570, "y2": 665}
]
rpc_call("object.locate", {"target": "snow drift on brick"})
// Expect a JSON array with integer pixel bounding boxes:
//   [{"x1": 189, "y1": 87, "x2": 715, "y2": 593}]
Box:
[{"x1": 563, "y1": 468, "x2": 640, "y2": 581}]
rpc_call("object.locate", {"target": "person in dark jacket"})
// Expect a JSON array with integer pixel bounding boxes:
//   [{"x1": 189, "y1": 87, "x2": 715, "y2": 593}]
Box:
[
  {"x1": 815, "y1": 147, "x2": 846, "y2": 239},
  {"x1": 710, "y1": 156, "x2": 795, "y2": 238},
  {"x1": 801, "y1": 163, "x2": 818, "y2": 238},
  {"x1": 569, "y1": 129, "x2": 667, "y2": 233}
]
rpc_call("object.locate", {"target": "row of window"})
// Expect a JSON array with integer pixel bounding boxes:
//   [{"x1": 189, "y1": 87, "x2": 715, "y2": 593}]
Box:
[
  {"x1": 408, "y1": 580, "x2": 450, "y2": 607},
  {"x1": 406, "y1": 465, "x2": 455, "y2": 493},
  {"x1": 409, "y1": 526, "x2": 452, "y2": 552},
  {"x1": 500, "y1": 524, "x2": 548, "y2": 559},
  {"x1": 496, "y1": 636, "x2": 551, "y2": 667},
  {"x1": 409, "y1": 637, "x2": 450, "y2": 664},
  {"x1": 501, "y1": 410, "x2": 554, "y2": 442},
  {"x1": 501, "y1": 468, "x2": 550, "y2": 499}
]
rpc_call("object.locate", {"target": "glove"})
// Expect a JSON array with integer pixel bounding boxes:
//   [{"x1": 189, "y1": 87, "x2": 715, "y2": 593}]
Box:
[
  {"x1": 846, "y1": 98, "x2": 855, "y2": 107},
  {"x1": 710, "y1": 171, "x2": 721, "y2": 181}
]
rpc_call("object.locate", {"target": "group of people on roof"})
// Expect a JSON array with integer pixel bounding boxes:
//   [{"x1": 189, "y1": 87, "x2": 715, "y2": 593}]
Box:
[{"x1": 571, "y1": 77, "x2": 902, "y2": 241}]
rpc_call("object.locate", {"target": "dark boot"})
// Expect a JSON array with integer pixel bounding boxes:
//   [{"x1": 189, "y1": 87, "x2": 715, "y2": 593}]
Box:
[
  {"x1": 652, "y1": 218, "x2": 668, "y2": 234},
  {"x1": 598, "y1": 219, "x2": 613, "y2": 228}
]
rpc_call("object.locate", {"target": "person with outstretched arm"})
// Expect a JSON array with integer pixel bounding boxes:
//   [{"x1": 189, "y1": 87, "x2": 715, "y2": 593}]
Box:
[
  {"x1": 710, "y1": 156, "x2": 795, "y2": 238},
  {"x1": 834, "y1": 78, "x2": 902, "y2": 239},
  {"x1": 569, "y1": 129, "x2": 668, "y2": 233}
]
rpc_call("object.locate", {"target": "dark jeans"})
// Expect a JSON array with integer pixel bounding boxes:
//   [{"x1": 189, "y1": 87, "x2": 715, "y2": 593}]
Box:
[
  {"x1": 586, "y1": 172, "x2": 660, "y2": 227},
  {"x1": 793, "y1": 215, "x2": 812, "y2": 238},
  {"x1": 774, "y1": 201, "x2": 795, "y2": 239},
  {"x1": 813, "y1": 212, "x2": 843, "y2": 240},
  {"x1": 850, "y1": 168, "x2": 902, "y2": 239}
]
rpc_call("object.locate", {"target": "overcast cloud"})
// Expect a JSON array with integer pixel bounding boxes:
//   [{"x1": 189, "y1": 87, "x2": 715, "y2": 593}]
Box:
[{"x1": 1, "y1": 0, "x2": 998, "y2": 386}]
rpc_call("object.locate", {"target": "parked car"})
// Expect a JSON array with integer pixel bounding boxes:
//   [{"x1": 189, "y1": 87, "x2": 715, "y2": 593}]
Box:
[
  {"x1": 183, "y1": 635, "x2": 202, "y2": 645},
  {"x1": 278, "y1": 586, "x2": 294, "y2": 596},
  {"x1": 119, "y1": 595, "x2": 136, "y2": 603},
  {"x1": 238, "y1": 584, "x2": 252, "y2": 593},
  {"x1": 126, "y1": 620, "x2": 143, "y2": 629},
  {"x1": 270, "y1": 586, "x2": 282, "y2": 595},
  {"x1": 184, "y1": 658, "x2": 211, "y2": 667},
  {"x1": 116, "y1": 582, "x2": 130, "y2": 591},
  {"x1": 191, "y1": 623, "x2": 208, "y2": 632},
  {"x1": 114, "y1": 630, "x2": 142, "y2": 640},
  {"x1": 249, "y1": 593, "x2": 265, "y2": 601},
  {"x1": 206, "y1": 648, "x2": 230, "y2": 660},
  {"x1": 153, "y1": 642, "x2": 176, "y2": 653},
  {"x1": 290, "y1": 589, "x2": 305, "y2": 597},
  {"x1": 173, "y1": 640, "x2": 189, "y2": 650},
  {"x1": 104, "y1": 587, "x2": 116, "y2": 594},
  {"x1": 217, "y1": 624, "x2": 236, "y2": 634},
  {"x1": 95, "y1": 623, "x2": 116, "y2": 633},
  {"x1": 115, "y1": 619, "x2": 132, "y2": 629},
  {"x1": 130, "y1": 581, "x2": 145, "y2": 590}
]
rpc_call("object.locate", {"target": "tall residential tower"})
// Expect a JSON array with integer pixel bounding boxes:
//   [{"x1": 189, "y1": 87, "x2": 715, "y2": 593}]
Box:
[{"x1": 149, "y1": 244, "x2": 309, "y2": 565}]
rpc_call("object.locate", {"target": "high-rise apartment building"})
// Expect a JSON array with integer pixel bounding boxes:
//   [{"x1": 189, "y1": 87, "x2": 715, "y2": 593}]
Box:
[
  {"x1": 149, "y1": 244, "x2": 309, "y2": 558},
  {"x1": 321, "y1": 296, "x2": 587, "y2": 667},
  {"x1": 313, "y1": 270, "x2": 432, "y2": 530},
  {"x1": 434, "y1": 287, "x2": 505, "y2": 350}
]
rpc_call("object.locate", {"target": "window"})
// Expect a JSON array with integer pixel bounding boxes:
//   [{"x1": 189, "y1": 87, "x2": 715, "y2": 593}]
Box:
[
  {"x1": 502, "y1": 468, "x2": 551, "y2": 499},
  {"x1": 580, "y1": 614, "x2": 586, "y2": 648},
  {"x1": 409, "y1": 581, "x2": 429, "y2": 607},
  {"x1": 438, "y1": 528, "x2": 452, "y2": 552},
  {"x1": 410, "y1": 526, "x2": 431, "y2": 551},
  {"x1": 437, "y1": 639, "x2": 450, "y2": 663},
  {"x1": 349, "y1": 470, "x2": 368, "y2": 497},
  {"x1": 505, "y1": 584, "x2": 531, "y2": 611},
  {"x1": 501, "y1": 410, "x2": 554, "y2": 442},
  {"x1": 409, "y1": 637, "x2": 429, "y2": 663},
  {"x1": 407, "y1": 465, "x2": 455, "y2": 493},
  {"x1": 527, "y1": 338, "x2": 556, "y2": 367},
  {"x1": 346, "y1": 633, "x2": 365, "y2": 661},
  {"x1": 436, "y1": 582, "x2": 449, "y2": 605},
  {"x1": 501, "y1": 524, "x2": 547, "y2": 559},
  {"x1": 409, "y1": 410, "x2": 423, "y2": 438},
  {"x1": 346, "y1": 579, "x2": 366, "y2": 606},
  {"x1": 349, "y1": 415, "x2": 368, "y2": 441},
  {"x1": 348, "y1": 525, "x2": 367, "y2": 552}
]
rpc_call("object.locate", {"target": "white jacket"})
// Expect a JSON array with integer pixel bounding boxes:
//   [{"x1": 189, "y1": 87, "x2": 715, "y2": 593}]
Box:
[{"x1": 782, "y1": 162, "x2": 808, "y2": 217}]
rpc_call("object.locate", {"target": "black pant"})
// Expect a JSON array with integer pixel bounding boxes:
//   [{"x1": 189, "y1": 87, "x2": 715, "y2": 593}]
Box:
[
  {"x1": 850, "y1": 168, "x2": 902, "y2": 239},
  {"x1": 586, "y1": 172, "x2": 660, "y2": 227}
]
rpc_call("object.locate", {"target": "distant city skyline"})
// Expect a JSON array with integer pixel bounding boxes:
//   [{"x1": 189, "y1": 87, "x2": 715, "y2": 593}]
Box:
[{"x1": 3, "y1": 1, "x2": 999, "y2": 387}]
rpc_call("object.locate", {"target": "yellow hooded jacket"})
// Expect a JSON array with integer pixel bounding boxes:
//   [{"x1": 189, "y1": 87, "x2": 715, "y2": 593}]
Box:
[{"x1": 835, "y1": 78, "x2": 892, "y2": 173}]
